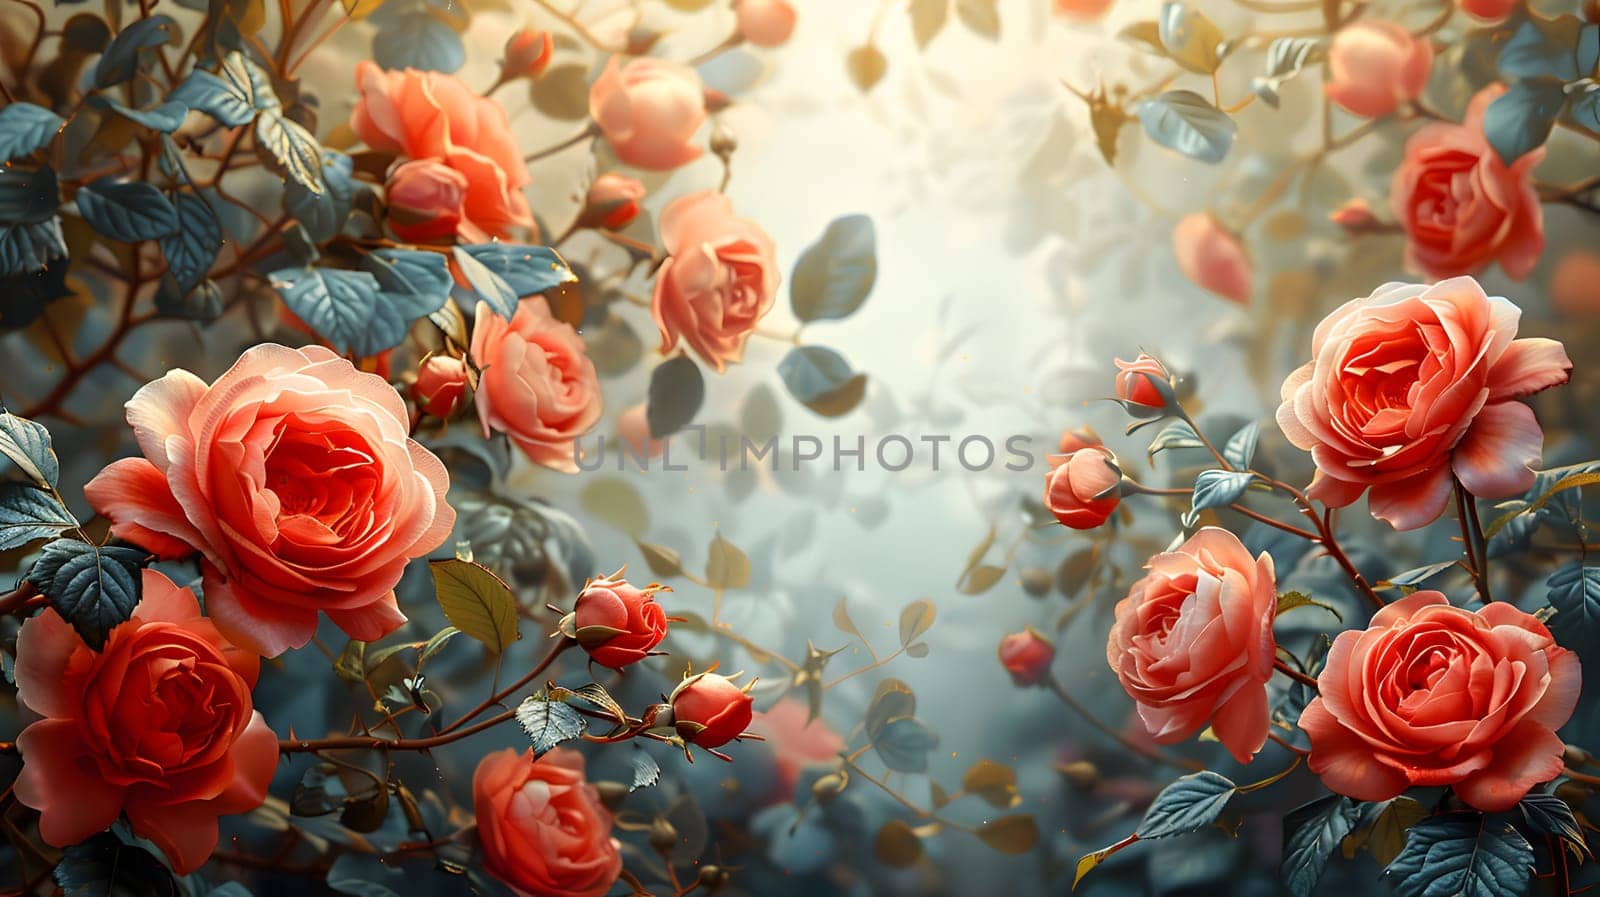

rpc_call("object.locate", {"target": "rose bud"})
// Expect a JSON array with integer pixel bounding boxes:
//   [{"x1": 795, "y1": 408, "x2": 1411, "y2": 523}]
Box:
[
  {"x1": 1172, "y1": 212, "x2": 1252, "y2": 305},
  {"x1": 1057, "y1": 424, "x2": 1102, "y2": 455},
  {"x1": 998, "y1": 627, "x2": 1055, "y2": 686},
  {"x1": 581, "y1": 174, "x2": 647, "y2": 231},
  {"x1": 736, "y1": 0, "x2": 798, "y2": 48},
  {"x1": 502, "y1": 27, "x2": 554, "y2": 80},
  {"x1": 1329, "y1": 198, "x2": 1383, "y2": 234},
  {"x1": 1053, "y1": 0, "x2": 1113, "y2": 22},
  {"x1": 1324, "y1": 21, "x2": 1433, "y2": 119},
  {"x1": 1044, "y1": 448, "x2": 1121, "y2": 530},
  {"x1": 1113, "y1": 352, "x2": 1175, "y2": 414},
  {"x1": 385, "y1": 158, "x2": 469, "y2": 243},
  {"x1": 670, "y1": 672, "x2": 754, "y2": 749},
  {"x1": 571, "y1": 572, "x2": 669, "y2": 669},
  {"x1": 414, "y1": 355, "x2": 469, "y2": 418}
]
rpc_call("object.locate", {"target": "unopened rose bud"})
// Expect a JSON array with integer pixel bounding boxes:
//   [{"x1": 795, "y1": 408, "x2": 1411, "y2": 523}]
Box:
[
  {"x1": 572, "y1": 572, "x2": 669, "y2": 669},
  {"x1": 669, "y1": 672, "x2": 754, "y2": 748},
  {"x1": 736, "y1": 0, "x2": 797, "y2": 47},
  {"x1": 1044, "y1": 448, "x2": 1121, "y2": 530},
  {"x1": 413, "y1": 355, "x2": 469, "y2": 418},
  {"x1": 1329, "y1": 198, "x2": 1384, "y2": 234},
  {"x1": 1057, "y1": 424, "x2": 1102, "y2": 455},
  {"x1": 1113, "y1": 353, "x2": 1176, "y2": 415},
  {"x1": 502, "y1": 27, "x2": 553, "y2": 80},
  {"x1": 998, "y1": 627, "x2": 1055, "y2": 687},
  {"x1": 704, "y1": 89, "x2": 734, "y2": 114},
  {"x1": 1173, "y1": 212, "x2": 1252, "y2": 306},
  {"x1": 385, "y1": 159, "x2": 468, "y2": 243},
  {"x1": 581, "y1": 174, "x2": 646, "y2": 231},
  {"x1": 1057, "y1": 760, "x2": 1101, "y2": 790}
]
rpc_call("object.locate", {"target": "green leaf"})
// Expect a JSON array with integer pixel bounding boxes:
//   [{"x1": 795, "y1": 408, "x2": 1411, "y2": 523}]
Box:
[
  {"x1": 1483, "y1": 77, "x2": 1566, "y2": 166},
  {"x1": 1281, "y1": 795, "x2": 1360, "y2": 897},
  {"x1": 1136, "y1": 771, "x2": 1236, "y2": 839},
  {"x1": 1138, "y1": 90, "x2": 1236, "y2": 163},
  {"x1": 255, "y1": 109, "x2": 324, "y2": 195},
  {"x1": 515, "y1": 695, "x2": 587, "y2": 756},
  {"x1": 1518, "y1": 793, "x2": 1586, "y2": 856},
  {"x1": 1386, "y1": 814, "x2": 1531, "y2": 897},
  {"x1": 451, "y1": 245, "x2": 519, "y2": 319},
  {"x1": 637, "y1": 541, "x2": 684, "y2": 578},
  {"x1": 873, "y1": 716, "x2": 939, "y2": 772},
  {"x1": 0, "y1": 482, "x2": 76, "y2": 550},
  {"x1": 0, "y1": 409, "x2": 59, "y2": 486},
  {"x1": 1222, "y1": 421, "x2": 1259, "y2": 470},
  {"x1": 159, "y1": 194, "x2": 222, "y2": 290},
  {"x1": 77, "y1": 179, "x2": 178, "y2": 242},
  {"x1": 0, "y1": 103, "x2": 65, "y2": 163},
  {"x1": 705, "y1": 531, "x2": 750, "y2": 589},
  {"x1": 455, "y1": 244, "x2": 577, "y2": 299},
  {"x1": 269, "y1": 266, "x2": 399, "y2": 356},
  {"x1": 429, "y1": 558, "x2": 520, "y2": 653},
  {"x1": 1275, "y1": 590, "x2": 1342, "y2": 622},
  {"x1": 1485, "y1": 470, "x2": 1600, "y2": 540},
  {"x1": 646, "y1": 354, "x2": 705, "y2": 438},
  {"x1": 94, "y1": 16, "x2": 177, "y2": 89},
  {"x1": 26, "y1": 540, "x2": 145, "y2": 650},
  {"x1": 1147, "y1": 419, "x2": 1205, "y2": 461},
  {"x1": 1158, "y1": 1, "x2": 1224, "y2": 73},
  {"x1": 56, "y1": 831, "x2": 177, "y2": 897},
  {"x1": 1498, "y1": 15, "x2": 1596, "y2": 82},
  {"x1": 778, "y1": 345, "x2": 868, "y2": 417},
  {"x1": 791, "y1": 214, "x2": 877, "y2": 323},
  {"x1": 1377, "y1": 560, "x2": 1458, "y2": 591},
  {"x1": 1185, "y1": 469, "x2": 1254, "y2": 526},
  {"x1": 1547, "y1": 560, "x2": 1600, "y2": 657}
]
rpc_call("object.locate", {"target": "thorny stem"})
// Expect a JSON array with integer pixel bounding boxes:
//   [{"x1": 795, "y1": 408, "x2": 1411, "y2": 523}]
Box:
[{"x1": 434, "y1": 637, "x2": 575, "y2": 735}]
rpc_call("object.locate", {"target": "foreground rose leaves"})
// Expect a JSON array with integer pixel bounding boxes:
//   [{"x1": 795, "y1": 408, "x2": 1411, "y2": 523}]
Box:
[
  {"x1": 351, "y1": 61, "x2": 534, "y2": 242},
  {"x1": 1300, "y1": 591, "x2": 1580, "y2": 811},
  {"x1": 652, "y1": 190, "x2": 780, "y2": 372},
  {"x1": 1106, "y1": 527, "x2": 1277, "y2": 764},
  {"x1": 14, "y1": 570, "x2": 277, "y2": 873},
  {"x1": 84, "y1": 344, "x2": 455, "y2": 657},
  {"x1": 470, "y1": 296, "x2": 604, "y2": 472},
  {"x1": 473, "y1": 748, "x2": 622, "y2": 897},
  {"x1": 1390, "y1": 85, "x2": 1544, "y2": 281},
  {"x1": 1276, "y1": 276, "x2": 1571, "y2": 530}
]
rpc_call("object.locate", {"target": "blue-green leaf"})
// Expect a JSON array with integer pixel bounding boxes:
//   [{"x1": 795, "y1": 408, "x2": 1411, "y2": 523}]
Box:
[
  {"x1": 515, "y1": 695, "x2": 587, "y2": 756},
  {"x1": 155, "y1": 275, "x2": 226, "y2": 322},
  {"x1": 0, "y1": 218, "x2": 66, "y2": 277},
  {"x1": 790, "y1": 214, "x2": 877, "y2": 322},
  {"x1": 1498, "y1": 15, "x2": 1595, "y2": 82},
  {"x1": 0, "y1": 482, "x2": 76, "y2": 550},
  {"x1": 255, "y1": 110, "x2": 324, "y2": 195},
  {"x1": 646, "y1": 354, "x2": 705, "y2": 438},
  {"x1": 0, "y1": 409, "x2": 60, "y2": 486},
  {"x1": 56, "y1": 832, "x2": 178, "y2": 897},
  {"x1": 1148, "y1": 419, "x2": 1206, "y2": 460},
  {"x1": 455, "y1": 244, "x2": 576, "y2": 299},
  {"x1": 874, "y1": 716, "x2": 939, "y2": 773},
  {"x1": 1572, "y1": 85, "x2": 1600, "y2": 132},
  {"x1": 1185, "y1": 469, "x2": 1254, "y2": 526},
  {"x1": 1548, "y1": 560, "x2": 1600, "y2": 657},
  {"x1": 1483, "y1": 78, "x2": 1566, "y2": 166},
  {"x1": 0, "y1": 166, "x2": 60, "y2": 226},
  {"x1": 1138, "y1": 89, "x2": 1236, "y2": 163},
  {"x1": 159, "y1": 193, "x2": 222, "y2": 290},
  {"x1": 0, "y1": 103, "x2": 65, "y2": 163},
  {"x1": 90, "y1": 96, "x2": 189, "y2": 132},
  {"x1": 170, "y1": 52, "x2": 265, "y2": 126},
  {"x1": 93, "y1": 15, "x2": 177, "y2": 89},
  {"x1": 1518, "y1": 793, "x2": 1584, "y2": 855},
  {"x1": 25, "y1": 540, "x2": 146, "y2": 650},
  {"x1": 1137, "y1": 771, "x2": 1236, "y2": 839},
  {"x1": 374, "y1": 12, "x2": 466, "y2": 73},
  {"x1": 1223, "y1": 421, "x2": 1259, "y2": 470},
  {"x1": 451, "y1": 246, "x2": 519, "y2": 319},
  {"x1": 286, "y1": 151, "x2": 354, "y2": 244},
  {"x1": 778, "y1": 345, "x2": 867, "y2": 417},
  {"x1": 270, "y1": 266, "x2": 402, "y2": 356},
  {"x1": 1386, "y1": 814, "x2": 1531, "y2": 897},
  {"x1": 630, "y1": 749, "x2": 661, "y2": 791},
  {"x1": 363, "y1": 247, "x2": 452, "y2": 320},
  {"x1": 1281, "y1": 795, "x2": 1361, "y2": 897},
  {"x1": 77, "y1": 179, "x2": 178, "y2": 242}
]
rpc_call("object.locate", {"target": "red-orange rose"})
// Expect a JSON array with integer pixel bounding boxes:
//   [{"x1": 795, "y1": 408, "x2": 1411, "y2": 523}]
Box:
[
  {"x1": 83, "y1": 344, "x2": 456, "y2": 657},
  {"x1": 998, "y1": 627, "x2": 1055, "y2": 686},
  {"x1": 14, "y1": 570, "x2": 277, "y2": 873},
  {"x1": 652, "y1": 190, "x2": 779, "y2": 371},
  {"x1": 470, "y1": 297, "x2": 604, "y2": 472},
  {"x1": 1300, "y1": 591, "x2": 1580, "y2": 811},
  {"x1": 572, "y1": 573, "x2": 668, "y2": 669},
  {"x1": 414, "y1": 355, "x2": 470, "y2": 418},
  {"x1": 1044, "y1": 448, "x2": 1121, "y2": 529},
  {"x1": 473, "y1": 748, "x2": 622, "y2": 897},
  {"x1": 1106, "y1": 528, "x2": 1277, "y2": 764},
  {"x1": 671, "y1": 672, "x2": 754, "y2": 749},
  {"x1": 1390, "y1": 85, "x2": 1544, "y2": 281}
]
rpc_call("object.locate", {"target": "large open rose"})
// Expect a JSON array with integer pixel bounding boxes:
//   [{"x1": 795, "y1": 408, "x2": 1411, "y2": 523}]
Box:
[
  {"x1": 1276, "y1": 277, "x2": 1571, "y2": 530},
  {"x1": 84, "y1": 344, "x2": 455, "y2": 657},
  {"x1": 351, "y1": 61, "x2": 533, "y2": 241},
  {"x1": 470, "y1": 297, "x2": 603, "y2": 472},
  {"x1": 652, "y1": 190, "x2": 779, "y2": 371},
  {"x1": 1300, "y1": 591, "x2": 1580, "y2": 811},
  {"x1": 473, "y1": 748, "x2": 622, "y2": 897},
  {"x1": 14, "y1": 570, "x2": 277, "y2": 873},
  {"x1": 1390, "y1": 84, "x2": 1543, "y2": 280},
  {"x1": 1106, "y1": 527, "x2": 1277, "y2": 764}
]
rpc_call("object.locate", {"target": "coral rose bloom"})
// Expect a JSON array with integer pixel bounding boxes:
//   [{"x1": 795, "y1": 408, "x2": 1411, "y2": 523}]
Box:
[
  {"x1": 588, "y1": 57, "x2": 707, "y2": 171},
  {"x1": 471, "y1": 297, "x2": 603, "y2": 472},
  {"x1": 14, "y1": 570, "x2": 277, "y2": 873},
  {"x1": 1106, "y1": 528, "x2": 1277, "y2": 764},
  {"x1": 1300, "y1": 591, "x2": 1580, "y2": 811},
  {"x1": 652, "y1": 190, "x2": 779, "y2": 371},
  {"x1": 84, "y1": 344, "x2": 456, "y2": 657},
  {"x1": 1390, "y1": 85, "x2": 1544, "y2": 281},
  {"x1": 1276, "y1": 277, "x2": 1571, "y2": 530},
  {"x1": 474, "y1": 748, "x2": 622, "y2": 897},
  {"x1": 351, "y1": 61, "x2": 533, "y2": 241},
  {"x1": 1324, "y1": 21, "x2": 1433, "y2": 119}
]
